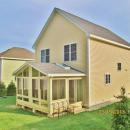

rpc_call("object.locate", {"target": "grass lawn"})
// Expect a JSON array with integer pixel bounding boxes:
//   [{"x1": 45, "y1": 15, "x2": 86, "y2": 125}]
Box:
[{"x1": 0, "y1": 96, "x2": 117, "y2": 130}]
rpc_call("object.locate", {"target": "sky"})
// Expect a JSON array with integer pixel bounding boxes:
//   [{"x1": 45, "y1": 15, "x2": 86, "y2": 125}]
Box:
[{"x1": 0, "y1": 0, "x2": 130, "y2": 52}]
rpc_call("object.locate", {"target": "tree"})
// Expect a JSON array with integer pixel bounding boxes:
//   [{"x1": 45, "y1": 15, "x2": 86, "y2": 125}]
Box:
[
  {"x1": 112, "y1": 87, "x2": 130, "y2": 130},
  {"x1": 0, "y1": 82, "x2": 6, "y2": 97},
  {"x1": 7, "y1": 81, "x2": 16, "y2": 96}
]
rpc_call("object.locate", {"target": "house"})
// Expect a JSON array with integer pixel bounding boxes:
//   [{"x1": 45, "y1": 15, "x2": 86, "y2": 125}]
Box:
[
  {"x1": 0, "y1": 47, "x2": 35, "y2": 86},
  {"x1": 13, "y1": 8, "x2": 130, "y2": 116}
]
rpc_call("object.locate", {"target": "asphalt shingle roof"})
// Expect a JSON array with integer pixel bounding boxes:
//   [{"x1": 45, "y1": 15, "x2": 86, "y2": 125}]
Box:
[
  {"x1": 0, "y1": 47, "x2": 35, "y2": 59},
  {"x1": 56, "y1": 8, "x2": 129, "y2": 46},
  {"x1": 14, "y1": 62, "x2": 86, "y2": 77}
]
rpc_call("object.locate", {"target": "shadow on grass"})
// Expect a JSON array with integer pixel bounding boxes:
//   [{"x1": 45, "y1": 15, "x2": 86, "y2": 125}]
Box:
[
  {"x1": 0, "y1": 96, "x2": 39, "y2": 117},
  {"x1": 8, "y1": 112, "x2": 112, "y2": 130}
]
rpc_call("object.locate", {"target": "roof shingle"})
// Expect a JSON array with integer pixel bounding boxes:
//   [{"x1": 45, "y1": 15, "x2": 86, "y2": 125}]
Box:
[
  {"x1": 56, "y1": 8, "x2": 130, "y2": 46},
  {"x1": 0, "y1": 47, "x2": 35, "y2": 59},
  {"x1": 14, "y1": 62, "x2": 86, "y2": 77}
]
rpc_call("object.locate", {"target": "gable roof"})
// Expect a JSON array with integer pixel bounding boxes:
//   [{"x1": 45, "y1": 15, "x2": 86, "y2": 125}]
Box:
[
  {"x1": 33, "y1": 8, "x2": 129, "y2": 49},
  {"x1": 13, "y1": 62, "x2": 86, "y2": 77},
  {"x1": 0, "y1": 47, "x2": 35, "y2": 60}
]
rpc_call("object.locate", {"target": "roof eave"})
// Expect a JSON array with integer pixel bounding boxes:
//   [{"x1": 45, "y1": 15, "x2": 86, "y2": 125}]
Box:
[
  {"x1": 32, "y1": 8, "x2": 57, "y2": 49},
  {"x1": 48, "y1": 73, "x2": 86, "y2": 77},
  {"x1": 90, "y1": 34, "x2": 130, "y2": 49},
  {"x1": 0, "y1": 57, "x2": 35, "y2": 61}
]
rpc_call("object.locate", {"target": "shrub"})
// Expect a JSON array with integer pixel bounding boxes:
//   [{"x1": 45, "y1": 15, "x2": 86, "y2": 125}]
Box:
[
  {"x1": 112, "y1": 87, "x2": 130, "y2": 130},
  {"x1": 0, "y1": 82, "x2": 6, "y2": 97},
  {"x1": 7, "y1": 81, "x2": 16, "y2": 96}
]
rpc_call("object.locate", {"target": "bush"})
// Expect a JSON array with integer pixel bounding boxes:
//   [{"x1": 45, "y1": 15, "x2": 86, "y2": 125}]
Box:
[
  {"x1": 112, "y1": 87, "x2": 130, "y2": 130},
  {"x1": 0, "y1": 82, "x2": 6, "y2": 97},
  {"x1": 7, "y1": 81, "x2": 16, "y2": 96}
]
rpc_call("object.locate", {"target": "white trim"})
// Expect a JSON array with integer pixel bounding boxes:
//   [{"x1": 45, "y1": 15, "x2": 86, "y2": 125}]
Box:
[
  {"x1": 88, "y1": 38, "x2": 91, "y2": 107},
  {"x1": 90, "y1": 34, "x2": 130, "y2": 49},
  {"x1": 64, "y1": 43, "x2": 77, "y2": 62},
  {"x1": 33, "y1": 8, "x2": 56, "y2": 49},
  {"x1": 13, "y1": 62, "x2": 49, "y2": 76},
  {"x1": 48, "y1": 73, "x2": 86, "y2": 77},
  {"x1": 104, "y1": 73, "x2": 111, "y2": 85},
  {"x1": 40, "y1": 48, "x2": 50, "y2": 63},
  {"x1": 0, "y1": 57, "x2": 34, "y2": 61},
  {"x1": 58, "y1": 11, "x2": 87, "y2": 34}
]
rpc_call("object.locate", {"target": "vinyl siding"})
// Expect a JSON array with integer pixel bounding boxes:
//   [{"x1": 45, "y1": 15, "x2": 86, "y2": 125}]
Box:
[
  {"x1": 35, "y1": 12, "x2": 87, "y2": 73},
  {"x1": 2, "y1": 59, "x2": 25, "y2": 86},
  {"x1": 35, "y1": 12, "x2": 89, "y2": 107},
  {"x1": 89, "y1": 38, "x2": 130, "y2": 106}
]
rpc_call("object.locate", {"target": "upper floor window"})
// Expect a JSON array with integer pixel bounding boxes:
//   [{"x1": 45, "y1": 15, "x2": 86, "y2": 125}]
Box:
[
  {"x1": 117, "y1": 63, "x2": 121, "y2": 71},
  {"x1": 105, "y1": 74, "x2": 111, "y2": 84},
  {"x1": 41, "y1": 49, "x2": 50, "y2": 63},
  {"x1": 64, "y1": 45, "x2": 70, "y2": 61},
  {"x1": 64, "y1": 43, "x2": 77, "y2": 61}
]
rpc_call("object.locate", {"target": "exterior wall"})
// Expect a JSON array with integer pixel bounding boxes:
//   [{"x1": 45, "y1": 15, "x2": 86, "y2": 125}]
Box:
[
  {"x1": 35, "y1": 13, "x2": 90, "y2": 107},
  {"x1": 89, "y1": 38, "x2": 130, "y2": 106},
  {"x1": 1, "y1": 59, "x2": 25, "y2": 86},
  {"x1": 35, "y1": 12, "x2": 87, "y2": 73}
]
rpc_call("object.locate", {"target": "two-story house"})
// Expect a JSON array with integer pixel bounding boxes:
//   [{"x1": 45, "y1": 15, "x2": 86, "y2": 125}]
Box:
[
  {"x1": 0, "y1": 47, "x2": 34, "y2": 86},
  {"x1": 14, "y1": 8, "x2": 130, "y2": 116}
]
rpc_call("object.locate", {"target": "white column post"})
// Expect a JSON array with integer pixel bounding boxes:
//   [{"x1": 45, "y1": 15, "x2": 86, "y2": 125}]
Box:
[
  {"x1": 47, "y1": 78, "x2": 52, "y2": 116},
  {"x1": 28, "y1": 66, "x2": 32, "y2": 103},
  {"x1": 65, "y1": 79, "x2": 69, "y2": 103},
  {"x1": 38, "y1": 75, "x2": 41, "y2": 105},
  {"x1": 21, "y1": 78, "x2": 23, "y2": 100},
  {"x1": 74, "y1": 80, "x2": 77, "y2": 102}
]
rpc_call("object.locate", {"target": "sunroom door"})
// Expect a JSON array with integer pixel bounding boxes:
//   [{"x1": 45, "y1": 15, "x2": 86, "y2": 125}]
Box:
[{"x1": 69, "y1": 80, "x2": 83, "y2": 104}]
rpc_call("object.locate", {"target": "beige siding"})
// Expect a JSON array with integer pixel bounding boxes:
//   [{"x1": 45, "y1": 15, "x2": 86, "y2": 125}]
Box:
[
  {"x1": 2, "y1": 59, "x2": 25, "y2": 86},
  {"x1": 35, "y1": 13, "x2": 87, "y2": 72},
  {"x1": 35, "y1": 12, "x2": 89, "y2": 107},
  {"x1": 90, "y1": 38, "x2": 130, "y2": 106}
]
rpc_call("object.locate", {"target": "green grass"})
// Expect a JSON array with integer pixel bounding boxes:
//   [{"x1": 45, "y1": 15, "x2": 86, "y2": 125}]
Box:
[{"x1": 0, "y1": 97, "x2": 117, "y2": 130}]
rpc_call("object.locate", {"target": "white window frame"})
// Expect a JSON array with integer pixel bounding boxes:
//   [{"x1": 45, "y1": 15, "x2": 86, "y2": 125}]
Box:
[
  {"x1": 41, "y1": 49, "x2": 50, "y2": 63},
  {"x1": 117, "y1": 63, "x2": 122, "y2": 71},
  {"x1": 64, "y1": 43, "x2": 77, "y2": 61},
  {"x1": 104, "y1": 73, "x2": 111, "y2": 85}
]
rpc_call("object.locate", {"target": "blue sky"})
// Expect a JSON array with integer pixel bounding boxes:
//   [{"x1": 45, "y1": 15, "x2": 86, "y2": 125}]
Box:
[{"x1": 0, "y1": 0, "x2": 130, "y2": 52}]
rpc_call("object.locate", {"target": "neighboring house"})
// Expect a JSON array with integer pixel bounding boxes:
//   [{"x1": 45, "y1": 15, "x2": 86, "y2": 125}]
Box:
[
  {"x1": 0, "y1": 47, "x2": 35, "y2": 86},
  {"x1": 14, "y1": 8, "x2": 130, "y2": 116}
]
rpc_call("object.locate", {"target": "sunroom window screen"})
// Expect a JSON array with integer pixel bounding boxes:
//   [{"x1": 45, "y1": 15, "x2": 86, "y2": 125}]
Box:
[
  {"x1": 52, "y1": 80, "x2": 65, "y2": 100},
  {"x1": 40, "y1": 79, "x2": 47, "y2": 100}
]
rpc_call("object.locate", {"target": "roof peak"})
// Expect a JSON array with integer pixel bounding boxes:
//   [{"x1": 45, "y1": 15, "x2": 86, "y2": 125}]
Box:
[
  {"x1": 0, "y1": 47, "x2": 34, "y2": 59},
  {"x1": 55, "y1": 8, "x2": 129, "y2": 46},
  {"x1": 33, "y1": 8, "x2": 129, "y2": 48}
]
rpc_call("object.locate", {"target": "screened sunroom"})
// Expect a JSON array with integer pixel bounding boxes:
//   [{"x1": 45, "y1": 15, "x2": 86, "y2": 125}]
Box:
[{"x1": 13, "y1": 62, "x2": 86, "y2": 116}]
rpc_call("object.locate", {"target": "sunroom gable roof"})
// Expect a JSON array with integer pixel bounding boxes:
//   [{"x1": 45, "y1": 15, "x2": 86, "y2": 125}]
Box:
[{"x1": 13, "y1": 62, "x2": 86, "y2": 77}]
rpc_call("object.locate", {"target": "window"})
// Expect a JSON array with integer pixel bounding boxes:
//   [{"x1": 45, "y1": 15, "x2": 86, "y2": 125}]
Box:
[
  {"x1": 41, "y1": 49, "x2": 50, "y2": 63},
  {"x1": 52, "y1": 80, "x2": 65, "y2": 100},
  {"x1": 32, "y1": 68, "x2": 39, "y2": 77},
  {"x1": 64, "y1": 45, "x2": 70, "y2": 61},
  {"x1": 64, "y1": 43, "x2": 77, "y2": 61},
  {"x1": 23, "y1": 68, "x2": 29, "y2": 77},
  {"x1": 23, "y1": 79, "x2": 28, "y2": 96},
  {"x1": 71, "y1": 44, "x2": 77, "y2": 61},
  {"x1": 40, "y1": 79, "x2": 47, "y2": 100},
  {"x1": 105, "y1": 74, "x2": 111, "y2": 84},
  {"x1": 32, "y1": 79, "x2": 38, "y2": 98},
  {"x1": 117, "y1": 63, "x2": 121, "y2": 71},
  {"x1": 69, "y1": 80, "x2": 83, "y2": 103},
  {"x1": 17, "y1": 78, "x2": 22, "y2": 94}
]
